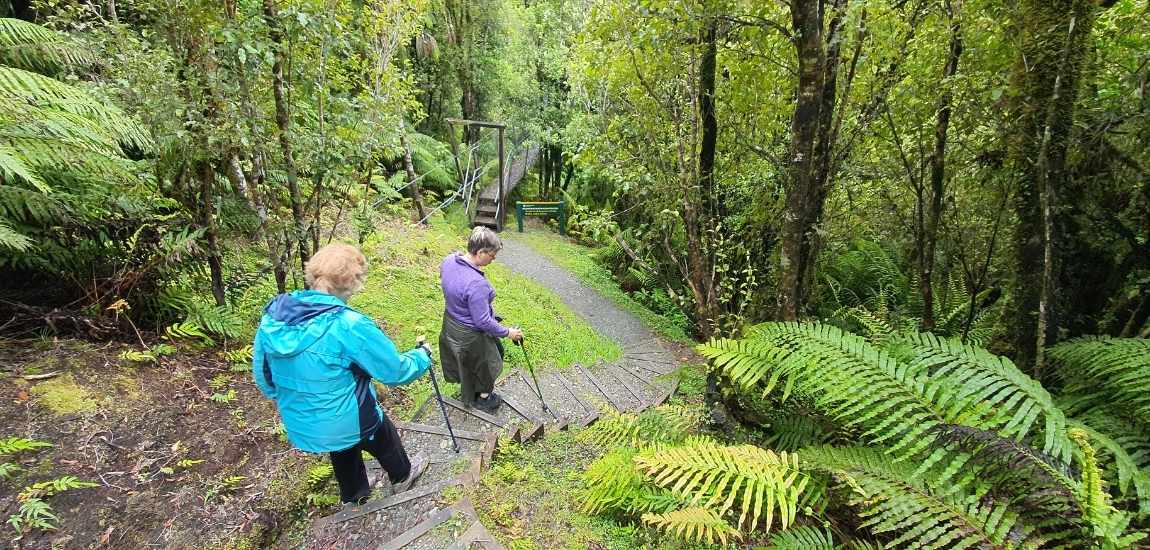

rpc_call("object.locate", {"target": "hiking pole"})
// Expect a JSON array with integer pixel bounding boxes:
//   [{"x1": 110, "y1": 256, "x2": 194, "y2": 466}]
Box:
[
  {"x1": 514, "y1": 337, "x2": 558, "y2": 420},
  {"x1": 418, "y1": 336, "x2": 459, "y2": 453}
]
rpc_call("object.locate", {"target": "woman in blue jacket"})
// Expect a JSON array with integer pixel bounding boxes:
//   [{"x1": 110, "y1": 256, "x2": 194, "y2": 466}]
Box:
[{"x1": 252, "y1": 243, "x2": 432, "y2": 505}]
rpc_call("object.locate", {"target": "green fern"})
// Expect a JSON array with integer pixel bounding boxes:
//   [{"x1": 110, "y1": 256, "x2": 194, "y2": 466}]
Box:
[
  {"x1": 0, "y1": 18, "x2": 94, "y2": 73},
  {"x1": 0, "y1": 437, "x2": 51, "y2": 456},
  {"x1": 701, "y1": 323, "x2": 1069, "y2": 470},
  {"x1": 891, "y1": 331, "x2": 1071, "y2": 462},
  {"x1": 1061, "y1": 401, "x2": 1150, "y2": 515},
  {"x1": 1067, "y1": 429, "x2": 1147, "y2": 547},
  {"x1": 762, "y1": 525, "x2": 839, "y2": 550},
  {"x1": 164, "y1": 321, "x2": 214, "y2": 346},
  {"x1": 581, "y1": 447, "x2": 681, "y2": 516},
  {"x1": 634, "y1": 437, "x2": 807, "y2": 532},
  {"x1": 641, "y1": 506, "x2": 742, "y2": 545},
  {"x1": 579, "y1": 404, "x2": 699, "y2": 449},
  {"x1": 1048, "y1": 337, "x2": 1150, "y2": 420},
  {"x1": 802, "y1": 445, "x2": 1039, "y2": 549}
]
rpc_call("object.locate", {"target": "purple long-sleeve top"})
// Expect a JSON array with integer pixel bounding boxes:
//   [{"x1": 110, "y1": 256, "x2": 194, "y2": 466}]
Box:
[{"x1": 440, "y1": 252, "x2": 510, "y2": 337}]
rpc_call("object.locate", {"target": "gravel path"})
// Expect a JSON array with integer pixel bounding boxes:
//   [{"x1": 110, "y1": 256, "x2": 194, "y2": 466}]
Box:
[{"x1": 497, "y1": 233, "x2": 682, "y2": 368}]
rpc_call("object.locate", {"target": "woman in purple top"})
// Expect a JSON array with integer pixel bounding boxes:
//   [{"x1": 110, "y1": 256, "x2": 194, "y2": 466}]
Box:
[{"x1": 438, "y1": 227, "x2": 524, "y2": 412}]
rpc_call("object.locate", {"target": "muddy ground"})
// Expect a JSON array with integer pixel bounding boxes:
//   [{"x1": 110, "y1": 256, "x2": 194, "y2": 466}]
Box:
[{"x1": 0, "y1": 337, "x2": 416, "y2": 550}]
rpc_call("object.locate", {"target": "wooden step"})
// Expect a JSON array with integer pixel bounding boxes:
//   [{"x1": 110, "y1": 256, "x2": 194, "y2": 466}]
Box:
[
  {"x1": 575, "y1": 364, "x2": 630, "y2": 412},
  {"x1": 313, "y1": 476, "x2": 464, "y2": 528},
  {"x1": 473, "y1": 216, "x2": 498, "y2": 228}
]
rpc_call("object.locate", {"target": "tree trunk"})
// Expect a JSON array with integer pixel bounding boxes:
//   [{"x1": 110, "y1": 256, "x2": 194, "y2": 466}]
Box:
[
  {"x1": 263, "y1": 0, "x2": 311, "y2": 279},
  {"x1": 400, "y1": 133, "x2": 429, "y2": 223},
  {"x1": 699, "y1": 17, "x2": 719, "y2": 223},
  {"x1": 199, "y1": 161, "x2": 226, "y2": 307},
  {"x1": 698, "y1": 16, "x2": 721, "y2": 403},
  {"x1": 777, "y1": 0, "x2": 847, "y2": 320},
  {"x1": 919, "y1": 0, "x2": 964, "y2": 332},
  {"x1": 1008, "y1": 0, "x2": 1098, "y2": 372}
]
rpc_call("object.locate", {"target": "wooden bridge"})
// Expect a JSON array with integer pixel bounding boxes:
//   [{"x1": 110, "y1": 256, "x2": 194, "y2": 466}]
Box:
[{"x1": 446, "y1": 118, "x2": 540, "y2": 232}]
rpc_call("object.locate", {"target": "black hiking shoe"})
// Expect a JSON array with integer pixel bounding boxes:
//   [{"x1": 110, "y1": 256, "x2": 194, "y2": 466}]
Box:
[{"x1": 473, "y1": 392, "x2": 502, "y2": 413}]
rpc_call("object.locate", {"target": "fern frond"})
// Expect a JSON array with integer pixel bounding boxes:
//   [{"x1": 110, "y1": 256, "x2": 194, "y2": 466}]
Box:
[
  {"x1": 762, "y1": 525, "x2": 838, "y2": 550},
  {"x1": 893, "y1": 332, "x2": 1071, "y2": 462},
  {"x1": 934, "y1": 424, "x2": 1079, "y2": 514},
  {"x1": 582, "y1": 447, "x2": 681, "y2": 516},
  {"x1": 0, "y1": 216, "x2": 30, "y2": 250},
  {"x1": 0, "y1": 437, "x2": 51, "y2": 456},
  {"x1": 1063, "y1": 402, "x2": 1150, "y2": 515},
  {"x1": 0, "y1": 144, "x2": 50, "y2": 191},
  {"x1": 767, "y1": 413, "x2": 837, "y2": 452},
  {"x1": 0, "y1": 66, "x2": 150, "y2": 149},
  {"x1": 579, "y1": 405, "x2": 699, "y2": 449},
  {"x1": 0, "y1": 184, "x2": 70, "y2": 224},
  {"x1": 802, "y1": 445, "x2": 1040, "y2": 549},
  {"x1": 641, "y1": 506, "x2": 741, "y2": 545},
  {"x1": 0, "y1": 18, "x2": 95, "y2": 73},
  {"x1": 634, "y1": 437, "x2": 806, "y2": 532},
  {"x1": 700, "y1": 323, "x2": 949, "y2": 461},
  {"x1": 1068, "y1": 428, "x2": 1147, "y2": 547},
  {"x1": 1048, "y1": 337, "x2": 1150, "y2": 420}
]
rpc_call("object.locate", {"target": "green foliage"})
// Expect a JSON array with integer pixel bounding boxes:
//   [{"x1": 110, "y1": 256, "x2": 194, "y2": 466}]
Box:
[
  {"x1": 702, "y1": 322, "x2": 1071, "y2": 464},
  {"x1": 579, "y1": 404, "x2": 699, "y2": 449},
  {"x1": 804, "y1": 445, "x2": 1035, "y2": 549},
  {"x1": 581, "y1": 406, "x2": 809, "y2": 544},
  {"x1": 6, "y1": 498, "x2": 56, "y2": 533},
  {"x1": 0, "y1": 437, "x2": 51, "y2": 481},
  {"x1": 761, "y1": 525, "x2": 838, "y2": 550},
  {"x1": 640, "y1": 507, "x2": 741, "y2": 546},
  {"x1": 1048, "y1": 337, "x2": 1150, "y2": 420},
  {"x1": 702, "y1": 323, "x2": 1150, "y2": 546},
  {"x1": 635, "y1": 438, "x2": 806, "y2": 533},
  {"x1": 0, "y1": 436, "x2": 52, "y2": 456},
  {"x1": 8, "y1": 475, "x2": 98, "y2": 534}
]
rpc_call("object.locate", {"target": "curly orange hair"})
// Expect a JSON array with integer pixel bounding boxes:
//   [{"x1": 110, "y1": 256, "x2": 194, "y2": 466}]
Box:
[{"x1": 305, "y1": 243, "x2": 367, "y2": 296}]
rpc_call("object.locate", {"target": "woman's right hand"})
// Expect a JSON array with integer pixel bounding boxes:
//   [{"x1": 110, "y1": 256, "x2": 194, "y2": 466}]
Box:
[{"x1": 508, "y1": 328, "x2": 524, "y2": 343}]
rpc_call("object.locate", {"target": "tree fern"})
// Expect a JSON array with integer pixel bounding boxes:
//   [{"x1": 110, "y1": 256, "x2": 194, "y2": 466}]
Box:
[
  {"x1": 802, "y1": 445, "x2": 1039, "y2": 549},
  {"x1": 1048, "y1": 337, "x2": 1150, "y2": 420},
  {"x1": 634, "y1": 437, "x2": 807, "y2": 532},
  {"x1": 640, "y1": 506, "x2": 742, "y2": 545},
  {"x1": 0, "y1": 18, "x2": 94, "y2": 73}
]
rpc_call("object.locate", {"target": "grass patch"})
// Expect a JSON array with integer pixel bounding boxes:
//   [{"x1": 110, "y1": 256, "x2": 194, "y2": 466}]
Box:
[
  {"x1": 351, "y1": 216, "x2": 620, "y2": 419},
  {"x1": 510, "y1": 229, "x2": 694, "y2": 344}
]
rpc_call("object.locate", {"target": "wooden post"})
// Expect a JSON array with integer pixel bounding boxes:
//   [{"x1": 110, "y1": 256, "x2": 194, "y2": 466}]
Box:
[{"x1": 497, "y1": 126, "x2": 506, "y2": 231}]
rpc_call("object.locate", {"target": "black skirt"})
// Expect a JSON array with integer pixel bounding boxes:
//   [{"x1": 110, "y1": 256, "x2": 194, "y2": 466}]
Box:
[{"x1": 438, "y1": 313, "x2": 504, "y2": 405}]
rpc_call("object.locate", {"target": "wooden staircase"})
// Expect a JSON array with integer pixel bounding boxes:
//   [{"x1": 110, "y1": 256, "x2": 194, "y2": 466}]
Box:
[
  {"x1": 472, "y1": 144, "x2": 540, "y2": 232},
  {"x1": 299, "y1": 355, "x2": 680, "y2": 549}
]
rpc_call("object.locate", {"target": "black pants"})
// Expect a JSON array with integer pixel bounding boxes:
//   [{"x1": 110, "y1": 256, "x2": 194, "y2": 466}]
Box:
[{"x1": 329, "y1": 414, "x2": 411, "y2": 504}]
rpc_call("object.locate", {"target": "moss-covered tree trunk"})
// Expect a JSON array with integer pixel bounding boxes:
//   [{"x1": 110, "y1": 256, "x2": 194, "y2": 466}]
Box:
[
  {"x1": 1008, "y1": 0, "x2": 1100, "y2": 373},
  {"x1": 263, "y1": 0, "x2": 311, "y2": 278},
  {"x1": 919, "y1": 0, "x2": 964, "y2": 332},
  {"x1": 777, "y1": 0, "x2": 846, "y2": 320}
]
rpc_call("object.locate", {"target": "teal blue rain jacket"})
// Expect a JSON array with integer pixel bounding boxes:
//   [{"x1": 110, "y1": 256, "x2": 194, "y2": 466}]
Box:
[{"x1": 252, "y1": 290, "x2": 431, "y2": 453}]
